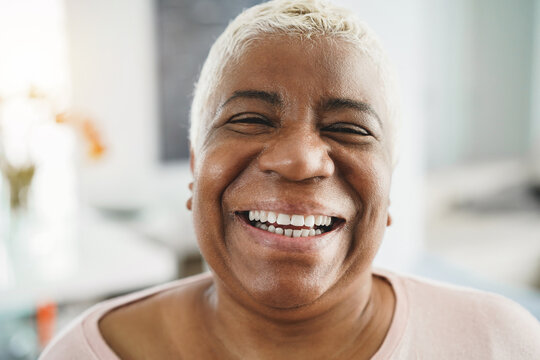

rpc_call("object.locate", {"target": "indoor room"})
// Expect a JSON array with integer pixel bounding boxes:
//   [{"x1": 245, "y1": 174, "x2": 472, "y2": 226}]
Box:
[{"x1": 0, "y1": 0, "x2": 539, "y2": 358}]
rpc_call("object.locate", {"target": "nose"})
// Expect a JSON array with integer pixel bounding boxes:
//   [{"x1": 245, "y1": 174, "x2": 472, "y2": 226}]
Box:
[{"x1": 257, "y1": 129, "x2": 334, "y2": 182}]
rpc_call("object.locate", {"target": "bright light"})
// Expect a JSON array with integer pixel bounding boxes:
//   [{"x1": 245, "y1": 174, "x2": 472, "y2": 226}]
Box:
[
  {"x1": 0, "y1": 0, "x2": 78, "y2": 286},
  {"x1": 0, "y1": 0, "x2": 70, "y2": 102}
]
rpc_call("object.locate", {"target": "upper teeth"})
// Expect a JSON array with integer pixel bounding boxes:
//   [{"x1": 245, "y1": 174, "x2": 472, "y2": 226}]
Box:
[{"x1": 248, "y1": 211, "x2": 333, "y2": 227}]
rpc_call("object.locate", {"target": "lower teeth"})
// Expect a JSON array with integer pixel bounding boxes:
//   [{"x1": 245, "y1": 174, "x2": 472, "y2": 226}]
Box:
[{"x1": 253, "y1": 221, "x2": 323, "y2": 237}]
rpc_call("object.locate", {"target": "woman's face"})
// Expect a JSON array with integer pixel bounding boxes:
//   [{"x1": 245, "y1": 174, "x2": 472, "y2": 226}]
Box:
[{"x1": 191, "y1": 36, "x2": 393, "y2": 310}]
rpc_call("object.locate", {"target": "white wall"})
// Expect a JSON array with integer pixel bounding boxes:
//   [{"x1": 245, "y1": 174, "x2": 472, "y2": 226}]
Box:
[
  {"x1": 423, "y1": 0, "x2": 474, "y2": 169},
  {"x1": 64, "y1": 0, "x2": 160, "y2": 209},
  {"x1": 424, "y1": 0, "x2": 536, "y2": 170},
  {"x1": 469, "y1": 0, "x2": 535, "y2": 163}
]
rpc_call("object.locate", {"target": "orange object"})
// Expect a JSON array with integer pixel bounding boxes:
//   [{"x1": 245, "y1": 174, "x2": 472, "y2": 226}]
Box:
[
  {"x1": 36, "y1": 301, "x2": 57, "y2": 349},
  {"x1": 54, "y1": 111, "x2": 107, "y2": 159},
  {"x1": 82, "y1": 119, "x2": 106, "y2": 159},
  {"x1": 55, "y1": 112, "x2": 69, "y2": 124}
]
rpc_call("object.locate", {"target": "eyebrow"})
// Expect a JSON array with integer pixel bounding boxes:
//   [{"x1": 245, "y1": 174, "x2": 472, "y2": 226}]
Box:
[
  {"x1": 321, "y1": 98, "x2": 382, "y2": 127},
  {"x1": 219, "y1": 91, "x2": 382, "y2": 127},
  {"x1": 220, "y1": 90, "x2": 282, "y2": 110}
]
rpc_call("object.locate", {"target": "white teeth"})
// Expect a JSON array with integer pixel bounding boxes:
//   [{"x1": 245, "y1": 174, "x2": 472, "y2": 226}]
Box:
[
  {"x1": 252, "y1": 220, "x2": 329, "y2": 237},
  {"x1": 304, "y1": 215, "x2": 315, "y2": 227},
  {"x1": 249, "y1": 211, "x2": 334, "y2": 226},
  {"x1": 291, "y1": 215, "x2": 304, "y2": 226},
  {"x1": 249, "y1": 211, "x2": 337, "y2": 238},
  {"x1": 267, "y1": 211, "x2": 277, "y2": 224},
  {"x1": 276, "y1": 213, "x2": 291, "y2": 226}
]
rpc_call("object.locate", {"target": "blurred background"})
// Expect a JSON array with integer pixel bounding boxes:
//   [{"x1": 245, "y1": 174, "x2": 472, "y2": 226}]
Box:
[{"x1": 0, "y1": 0, "x2": 539, "y2": 358}]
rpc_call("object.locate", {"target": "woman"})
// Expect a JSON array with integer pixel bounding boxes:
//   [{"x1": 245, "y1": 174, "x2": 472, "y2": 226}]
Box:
[{"x1": 41, "y1": 0, "x2": 540, "y2": 359}]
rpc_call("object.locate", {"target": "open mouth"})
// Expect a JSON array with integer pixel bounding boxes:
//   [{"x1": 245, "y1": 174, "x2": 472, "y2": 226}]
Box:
[{"x1": 237, "y1": 210, "x2": 343, "y2": 238}]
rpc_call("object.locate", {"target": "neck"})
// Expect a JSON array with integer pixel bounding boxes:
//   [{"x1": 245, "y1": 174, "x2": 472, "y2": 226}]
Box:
[{"x1": 201, "y1": 269, "x2": 393, "y2": 360}]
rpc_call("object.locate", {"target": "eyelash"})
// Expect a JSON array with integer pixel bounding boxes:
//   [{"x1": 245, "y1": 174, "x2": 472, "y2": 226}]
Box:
[
  {"x1": 322, "y1": 123, "x2": 371, "y2": 136},
  {"x1": 229, "y1": 117, "x2": 273, "y2": 126},
  {"x1": 227, "y1": 117, "x2": 371, "y2": 137}
]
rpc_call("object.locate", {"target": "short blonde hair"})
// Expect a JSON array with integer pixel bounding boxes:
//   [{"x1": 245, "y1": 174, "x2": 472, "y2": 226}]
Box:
[{"x1": 190, "y1": 0, "x2": 400, "y2": 164}]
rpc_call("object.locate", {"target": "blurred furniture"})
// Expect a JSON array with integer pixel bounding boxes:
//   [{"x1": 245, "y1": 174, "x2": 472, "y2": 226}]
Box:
[
  {"x1": 0, "y1": 207, "x2": 178, "y2": 359},
  {"x1": 423, "y1": 159, "x2": 540, "y2": 318},
  {"x1": 0, "y1": 208, "x2": 177, "y2": 317}
]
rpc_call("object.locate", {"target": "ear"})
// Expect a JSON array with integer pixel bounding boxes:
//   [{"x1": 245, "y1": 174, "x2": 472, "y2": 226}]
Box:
[
  {"x1": 186, "y1": 145, "x2": 195, "y2": 211},
  {"x1": 186, "y1": 195, "x2": 193, "y2": 211},
  {"x1": 189, "y1": 146, "x2": 195, "y2": 175},
  {"x1": 386, "y1": 198, "x2": 392, "y2": 227}
]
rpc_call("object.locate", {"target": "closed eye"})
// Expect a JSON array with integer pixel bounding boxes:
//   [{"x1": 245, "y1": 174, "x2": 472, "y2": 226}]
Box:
[
  {"x1": 225, "y1": 114, "x2": 275, "y2": 135},
  {"x1": 229, "y1": 116, "x2": 273, "y2": 126},
  {"x1": 322, "y1": 122, "x2": 371, "y2": 136}
]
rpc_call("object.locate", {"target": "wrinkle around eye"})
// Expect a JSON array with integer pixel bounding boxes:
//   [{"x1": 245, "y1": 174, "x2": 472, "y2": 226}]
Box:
[
  {"x1": 322, "y1": 122, "x2": 372, "y2": 136},
  {"x1": 320, "y1": 122, "x2": 381, "y2": 147},
  {"x1": 224, "y1": 114, "x2": 275, "y2": 135}
]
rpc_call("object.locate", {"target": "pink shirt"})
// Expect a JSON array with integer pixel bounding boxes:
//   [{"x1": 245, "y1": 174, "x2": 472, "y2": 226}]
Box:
[{"x1": 40, "y1": 269, "x2": 540, "y2": 359}]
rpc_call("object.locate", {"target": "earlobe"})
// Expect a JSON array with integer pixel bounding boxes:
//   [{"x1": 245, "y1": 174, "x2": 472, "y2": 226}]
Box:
[
  {"x1": 186, "y1": 181, "x2": 194, "y2": 211},
  {"x1": 187, "y1": 147, "x2": 195, "y2": 211},
  {"x1": 386, "y1": 198, "x2": 392, "y2": 227}
]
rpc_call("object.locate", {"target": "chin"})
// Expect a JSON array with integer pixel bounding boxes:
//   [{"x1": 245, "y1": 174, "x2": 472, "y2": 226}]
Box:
[
  {"x1": 242, "y1": 265, "x2": 337, "y2": 310},
  {"x1": 251, "y1": 284, "x2": 325, "y2": 310}
]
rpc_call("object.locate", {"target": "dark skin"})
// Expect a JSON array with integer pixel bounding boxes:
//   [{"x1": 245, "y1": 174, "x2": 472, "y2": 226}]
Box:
[{"x1": 100, "y1": 36, "x2": 396, "y2": 359}]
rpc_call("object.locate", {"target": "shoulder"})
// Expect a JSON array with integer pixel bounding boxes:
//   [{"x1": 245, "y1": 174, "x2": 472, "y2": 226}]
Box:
[
  {"x1": 39, "y1": 311, "x2": 96, "y2": 360},
  {"x1": 40, "y1": 272, "x2": 214, "y2": 360},
  {"x1": 39, "y1": 300, "x2": 112, "y2": 360},
  {"x1": 99, "y1": 273, "x2": 214, "y2": 359},
  {"x1": 385, "y1": 270, "x2": 540, "y2": 359},
  {"x1": 400, "y1": 272, "x2": 539, "y2": 326}
]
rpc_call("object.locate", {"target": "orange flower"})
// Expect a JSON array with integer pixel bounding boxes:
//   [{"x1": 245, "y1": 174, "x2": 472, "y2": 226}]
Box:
[
  {"x1": 55, "y1": 112, "x2": 69, "y2": 124},
  {"x1": 3, "y1": 87, "x2": 107, "y2": 160},
  {"x1": 82, "y1": 119, "x2": 106, "y2": 159},
  {"x1": 54, "y1": 110, "x2": 106, "y2": 160},
  {"x1": 89, "y1": 141, "x2": 106, "y2": 159}
]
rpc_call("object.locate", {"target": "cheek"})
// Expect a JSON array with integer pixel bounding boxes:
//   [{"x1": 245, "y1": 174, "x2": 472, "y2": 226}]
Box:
[
  {"x1": 332, "y1": 147, "x2": 392, "y2": 259},
  {"x1": 192, "y1": 138, "x2": 261, "y2": 257},
  {"x1": 333, "y1": 147, "x2": 391, "y2": 207},
  {"x1": 194, "y1": 136, "x2": 258, "y2": 198}
]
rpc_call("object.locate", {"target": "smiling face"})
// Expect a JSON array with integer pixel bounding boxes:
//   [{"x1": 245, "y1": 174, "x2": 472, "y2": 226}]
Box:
[{"x1": 191, "y1": 36, "x2": 393, "y2": 311}]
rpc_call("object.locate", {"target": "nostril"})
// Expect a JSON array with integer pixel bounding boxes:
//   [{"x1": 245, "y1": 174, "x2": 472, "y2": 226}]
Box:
[{"x1": 257, "y1": 141, "x2": 334, "y2": 181}]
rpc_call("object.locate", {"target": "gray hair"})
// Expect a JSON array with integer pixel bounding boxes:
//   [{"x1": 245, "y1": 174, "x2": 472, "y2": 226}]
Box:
[{"x1": 190, "y1": 0, "x2": 400, "y2": 165}]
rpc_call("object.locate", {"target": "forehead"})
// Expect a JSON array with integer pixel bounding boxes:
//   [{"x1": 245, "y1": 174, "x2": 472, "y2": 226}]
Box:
[{"x1": 212, "y1": 36, "x2": 386, "y2": 119}]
